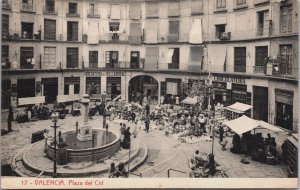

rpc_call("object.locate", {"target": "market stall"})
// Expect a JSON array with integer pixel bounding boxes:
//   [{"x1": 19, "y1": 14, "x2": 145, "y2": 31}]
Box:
[
  {"x1": 17, "y1": 96, "x2": 47, "y2": 122},
  {"x1": 224, "y1": 102, "x2": 252, "y2": 120},
  {"x1": 57, "y1": 94, "x2": 81, "y2": 116}
]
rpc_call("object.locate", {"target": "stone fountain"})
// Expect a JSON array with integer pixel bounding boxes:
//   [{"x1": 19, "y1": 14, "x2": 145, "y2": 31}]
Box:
[{"x1": 77, "y1": 94, "x2": 92, "y2": 141}]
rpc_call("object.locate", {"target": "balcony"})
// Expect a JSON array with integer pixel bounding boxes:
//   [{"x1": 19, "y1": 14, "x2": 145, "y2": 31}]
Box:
[
  {"x1": 21, "y1": 3, "x2": 35, "y2": 13},
  {"x1": 233, "y1": 3, "x2": 248, "y2": 11},
  {"x1": 99, "y1": 33, "x2": 128, "y2": 43},
  {"x1": 253, "y1": 66, "x2": 266, "y2": 74},
  {"x1": 254, "y1": 0, "x2": 270, "y2": 5},
  {"x1": 87, "y1": 12, "x2": 100, "y2": 18},
  {"x1": 66, "y1": 12, "x2": 80, "y2": 17},
  {"x1": 43, "y1": 6, "x2": 57, "y2": 15},
  {"x1": 220, "y1": 32, "x2": 231, "y2": 40}
]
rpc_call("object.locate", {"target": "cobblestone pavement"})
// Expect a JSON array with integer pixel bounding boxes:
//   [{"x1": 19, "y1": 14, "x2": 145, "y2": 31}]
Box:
[{"x1": 1, "y1": 113, "x2": 289, "y2": 178}]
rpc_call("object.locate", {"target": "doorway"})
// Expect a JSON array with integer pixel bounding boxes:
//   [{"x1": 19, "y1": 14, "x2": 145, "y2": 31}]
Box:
[
  {"x1": 42, "y1": 78, "x2": 58, "y2": 103},
  {"x1": 253, "y1": 86, "x2": 268, "y2": 122}
]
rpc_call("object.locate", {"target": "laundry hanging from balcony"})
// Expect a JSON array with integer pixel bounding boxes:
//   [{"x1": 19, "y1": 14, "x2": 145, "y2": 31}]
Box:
[
  {"x1": 145, "y1": 47, "x2": 159, "y2": 71},
  {"x1": 88, "y1": 22, "x2": 99, "y2": 44},
  {"x1": 189, "y1": 19, "x2": 202, "y2": 44},
  {"x1": 145, "y1": 20, "x2": 158, "y2": 43},
  {"x1": 129, "y1": 22, "x2": 142, "y2": 44}
]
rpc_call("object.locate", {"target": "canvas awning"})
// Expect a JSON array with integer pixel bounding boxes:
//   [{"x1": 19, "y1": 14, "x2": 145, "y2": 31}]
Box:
[
  {"x1": 165, "y1": 49, "x2": 174, "y2": 63},
  {"x1": 225, "y1": 102, "x2": 252, "y2": 114},
  {"x1": 223, "y1": 115, "x2": 284, "y2": 134},
  {"x1": 181, "y1": 96, "x2": 198, "y2": 105},
  {"x1": 189, "y1": 19, "x2": 202, "y2": 44},
  {"x1": 57, "y1": 94, "x2": 81, "y2": 103},
  {"x1": 145, "y1": 20, "x2": 158, "y2": 43},
  {"x1": 18, "y1": 96, "x2": 45, "y2": 106},
  {"x1": 87, "y1": 22, "x2": 99, "y2": 44}
]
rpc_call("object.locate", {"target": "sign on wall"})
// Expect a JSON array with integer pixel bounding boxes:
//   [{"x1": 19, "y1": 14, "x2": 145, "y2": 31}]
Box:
[
  {"x1": 86, "y1": 71, "x2": 126, "y2": 77},
  {"x1": 213, "y1": 76, "x2": 246, "y2": 84}
]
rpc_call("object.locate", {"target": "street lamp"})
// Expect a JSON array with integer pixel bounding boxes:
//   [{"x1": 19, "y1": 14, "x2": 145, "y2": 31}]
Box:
[{"x1": 51, "y1": 111, "x2": 59, "y2": 178}]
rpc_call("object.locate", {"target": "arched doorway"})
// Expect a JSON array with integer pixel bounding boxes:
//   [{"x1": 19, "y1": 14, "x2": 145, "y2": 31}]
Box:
[{"x1": 128, "y1": 75, "x2": 158, "y2": 104}]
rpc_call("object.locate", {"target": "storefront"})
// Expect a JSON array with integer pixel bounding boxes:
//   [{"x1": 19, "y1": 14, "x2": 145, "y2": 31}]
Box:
[
  {"x1": 17, "y1": 79, "x2": 36, "y2": 99},
  {"x1": 64, "y1": 77, "x2": 80, "y2": 95},
  {"x1": 86, "y1": 77, "x2": 101, "y2": 96},
  {"x1": 212, "y1": 81, "x2": 226, "y2": 105},
  {"x1": 107, "y1": 77, "x2": 121, "y2": 100},
  {"x1": 41, "y1": 78, "x2": 58, "y2": 103},
  {"x1": 231, "y1": 84, "x2": 248, "y2": 104},
  {"x1": 253, "y1": 86, "x2": 268, "y2": 122},
  {"x1": 275, "y1": 89, "x2": 293, "y2": 131}
]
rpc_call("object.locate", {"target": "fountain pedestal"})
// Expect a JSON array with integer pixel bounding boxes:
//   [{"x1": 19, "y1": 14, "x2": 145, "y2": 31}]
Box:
[{"x1": 77, "y1": 94, "x2": 93, "y2": 141}]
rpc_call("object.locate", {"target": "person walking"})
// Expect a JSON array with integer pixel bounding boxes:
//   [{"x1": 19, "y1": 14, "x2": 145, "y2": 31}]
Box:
[
  {"x1": 219, "y1": 125, "x2": 224, "y2": 142},
  {"x1": 145, "y1": 117, "x2": 150, "y2": 133}
]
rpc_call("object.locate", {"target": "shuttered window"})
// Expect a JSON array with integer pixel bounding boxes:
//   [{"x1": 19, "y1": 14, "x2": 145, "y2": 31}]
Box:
[
  {"x1": 216, "y1": 0, "x2": 226, "y2": 9},
  {"x1": 44, "y1": 19, "x2": 56, "y2": 40},
  {"x1": 89, "y1": 51, "x2": 98, "y2": 68},
  {"x1": 234, "y1": 47, "x2": 246, "y2": 72},
  {"x1": 2, "y1": 14, "x2": 9, "y2": 36},
  {"x1": 129, "y1": 3, "x2": 141, "y2": 19},
  {"x1": 145, "y1": 47, "x2": 159, "y2": 71},
  {"x1": 257, "y1": 10, "x2": 269, "y2": 36},
  {"x1": 68, "y1": 3, "x2": 77, "y2": 14},
  {"x1": 191, "y1": 0, "x2": 203, "y2": 14},
  {"x1": 20, "y1": 47, "x2": 34, "y2": 69},
  {"x1": 129, "y1": 22, "x2": 142, "y2": 44},
  {"x1": 67, "y1": 21, "x2": 78, "y2": 41},
  {"x1": 168, "y1": 2, "x2": 180, "y2": 17},
  {"x1": 110, "y1": 4, "x2": 121, "y2": 19},
  {"x1": 279, "y1": 45, "x2": 293, "y2": 75},
  {"x1": 66, "y1": 48, "x2": 78, "y2": 68},
  {"x1": 168, "y1": 20, "x2": 179, "y2": 42},
  {"x1": 255, "y1": 46, "x2": 268, "y2": 66},
  {"x1": 280, "y1": 5, "x2": 292, "y2": 34},
  {"x1": 44, "y1": 47, "x2": 56, "y2": 69},
  {"x1": 146, "y1": 2, "x2": 158, "y2": 18}
]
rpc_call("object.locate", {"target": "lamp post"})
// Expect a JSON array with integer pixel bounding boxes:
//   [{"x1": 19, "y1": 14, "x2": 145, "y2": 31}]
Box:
[
  {"x1": 51, "y1": 111, "x2": 59, "y2": 178},
  {"x1": 102, "y1": 93, "x2": 106, "y2": 129}
]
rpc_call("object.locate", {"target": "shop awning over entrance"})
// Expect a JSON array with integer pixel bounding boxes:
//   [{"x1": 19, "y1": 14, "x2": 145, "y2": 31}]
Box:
[
  {"x1": 223, "y1": 115, "x2": 284, "y2": 135},
  {"x1": 225, "y1": 102, "x2": 252, "y2": 114},
  {"x1": 57, "y1": 94, "x2": 81, "y2": 103}
]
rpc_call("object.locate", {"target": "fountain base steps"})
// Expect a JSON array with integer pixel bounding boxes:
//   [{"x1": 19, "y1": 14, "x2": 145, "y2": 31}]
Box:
[{"x1": 11, "y1": 140, "x2": 147, "y2": 178}]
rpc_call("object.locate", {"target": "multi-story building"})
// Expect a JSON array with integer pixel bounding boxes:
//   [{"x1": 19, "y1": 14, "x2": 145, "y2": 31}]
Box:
[{"x1": 1, "y1": 0, "x2": 298, "y2": 131}]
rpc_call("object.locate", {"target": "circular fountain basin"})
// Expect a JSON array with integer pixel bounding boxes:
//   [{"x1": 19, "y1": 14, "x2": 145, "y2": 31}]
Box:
[{"x1": 46, "y1": 129, "x2": 120, "y2": 162}]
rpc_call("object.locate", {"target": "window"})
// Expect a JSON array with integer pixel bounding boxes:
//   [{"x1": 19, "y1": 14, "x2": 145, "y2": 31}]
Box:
[
  {"x1": 74, "y1": 84, "x2": 80, "y2": 94},
  {"x1": 44, "y1": 47, "x2": 56, "y2": 69},
  {"x1": 69, "y1": 3, "x2": 77, "y2": 14},
  {"x1": 234, "y1": 47, "x2": 246, "y2": 72},
  {"x1": 20, "y1": 47, "x2": 34, "y2": 69},
  {"x1": 215, "y1": 24, "x2": 226, "y2": 39},
  {"x1": 191, "y1": 0, "x2": 203, "y2": 14},
  {"x1": 44, "y1": 19, "x2": 56, "y2": 40},
  {"x1": 257, "y1": 10, "x2": 269, "y2": 36},
  {"x1": 109, "y1": 22, "x2": 120, "y2": 32},
  {"x1": 2, "y1": 15, "x2": 9, "y2": 37},
  {"x1": 45, "y1": 0, "x2": 55, "y2": 13},
  {"x1": 110, "y1": 4, "x2": 121, "y2": 19},
  {"x1": 279, "y1": 45, "x2": 293, "y2": 75},
  {"x1": 2, "y1": 45, "x2": 9, "y2": 69},
  {"x1": 105, "y1": 51, "x2": 119, "y2": 68},
  {"x1": 254, "y1": 46, "x2": 268, "y2": 73},
  {"x1": 66, "y1": 48, "x2": 79, "y2": 68},
  {"x1": 89, "y1": 51, "x2": 98, "y2": 68},
  {"x1": 146, "y1": 2, "x2": 158, "y2": 18},
  {"x1": 130, "y1": 51, "x2": 140, "y2": 68},
  {"x1": 22, "y1": 0, "x2": 33, "y2": 11},
  {"x1": 237, "y1": 0, "x2": 246, "y2": 5},
  {"x1": 168, "y1": 48, "x2": 180, "y2": 69},
  {"x1": 168, "y1": 20, "x2": 179, "y2": 42},
  {"x1": 67, "y1": 21, "x2": 78, "y2": 41},
  {"x1": 280, "y1": 5, "x2": 292, "y2": 34},
  {"x1": 21, "y1": 22, "x2": 34, "y2": 39},
  {"x1": 64, "y1": 84, "x2": 69, "y2": 95},
  {"x1": 216, "y1": 0, "x2": 226, "y2": 9},
  {"x1": 89, "y1": 4, "x2": 95, "y2": 15}
]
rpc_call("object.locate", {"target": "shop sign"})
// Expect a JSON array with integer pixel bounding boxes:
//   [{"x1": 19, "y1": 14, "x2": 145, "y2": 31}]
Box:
[
  {"x1": 213, "y1": 76, "x2": 245, "y2": 84},
  {"x1": 86, "y1": 71, "x2": 126, "y2": 77}
]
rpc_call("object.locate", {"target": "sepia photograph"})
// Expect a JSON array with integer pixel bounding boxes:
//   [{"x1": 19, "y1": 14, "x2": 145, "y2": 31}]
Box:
[{"x1": 0, "y1": 0, "x2": 298, "y2": 188}]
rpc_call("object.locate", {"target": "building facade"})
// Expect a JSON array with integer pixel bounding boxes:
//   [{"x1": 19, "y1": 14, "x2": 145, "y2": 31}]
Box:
[{"x1": 1, "y1": 0, "x2": 298, "y2": 131}]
